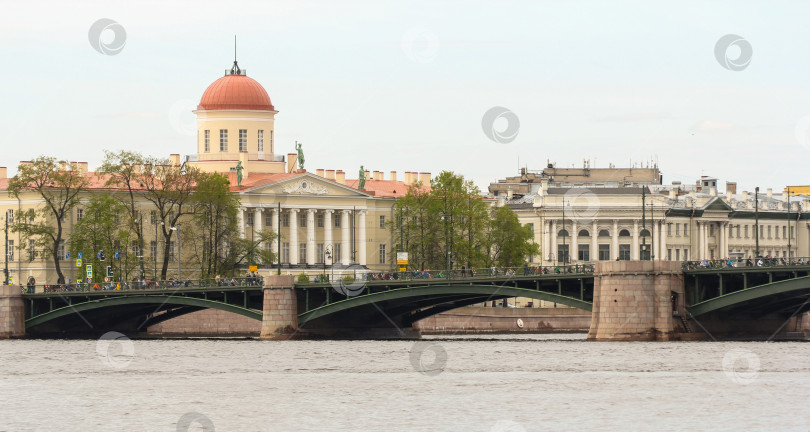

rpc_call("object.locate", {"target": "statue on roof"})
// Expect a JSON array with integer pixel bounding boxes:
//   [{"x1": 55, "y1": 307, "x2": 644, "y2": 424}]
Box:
[
  {"x1": 235, "y1": 161, "x2": 243, "y2": 186},
  {"x1": 296, "y1": 141, "x2": 305, "y2": 170},
  {"x1": 358, "y1": 165, "x2": 366, "y2": 190}
]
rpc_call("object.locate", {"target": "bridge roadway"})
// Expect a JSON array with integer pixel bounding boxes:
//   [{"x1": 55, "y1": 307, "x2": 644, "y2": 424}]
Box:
[{"x1": 16, "y1": 261, "x2": 810, "y2": 338}]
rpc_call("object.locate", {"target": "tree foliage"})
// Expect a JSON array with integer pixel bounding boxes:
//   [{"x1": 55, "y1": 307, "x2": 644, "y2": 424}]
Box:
[
  {"x1": 392, "y1": 170, "x2": 538, "y2": 270},
  {"x1": 7, "y1": 156, "x2": 89, "y2": 284}
]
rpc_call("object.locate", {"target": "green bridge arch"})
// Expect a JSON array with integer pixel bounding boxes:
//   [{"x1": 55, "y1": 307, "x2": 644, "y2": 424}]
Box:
[
  {"x1": 25, "y1": 295, "x2": 262, "y2": 329},
  {"x1": 299, "y1": 284, "x2": 592, "y2": 325},
  {"x1": 688, "y1": 275, "x2": 810, "y2": 316}
]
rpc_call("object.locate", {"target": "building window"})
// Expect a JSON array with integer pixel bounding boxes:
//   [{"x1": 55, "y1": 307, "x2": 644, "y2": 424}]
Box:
[
  {"x1": 619, "y1": 244, "x2": 630, "y2": 260},
  {"x1": 300, "y1": 213, "x2": 307, "y2": 227},
  {"x1": 168, "y1": 241, "x2": 175, "y2": 260},
  {"x1": 379, "y1": 244, "x2": 386, "y2": 264},
  {"x1": 676, "y1": 249, "x2": 680, "y2": 261},
  {"x1": 150, "y1": 211, "x2": 157, "y2": 225},
  {"x1": 282, "y1": 213, "x2": 289, "y2": 227},
  {"x1": 28, "y1": 239, "x2": 35, "y2": 261},
  {"x1": 299, "y1": 244, "x2": 307, "y2": 263},
  {"x1": 204, "y1": 130, "x2": 210, "y2": 152},
  {"x1": 684, "y1": 249, "x2": 688, "y2": 261},
  {"x1": 246, "y1": 212, "x2": 254, "y2": 227},
  {"x1": 317, "y1": 213, "x2": 324, "y2": 228},
  {"x1": 577, "y1": 244, "x2": 589, "y2": 261},
  {"x1": 6, "y1": 240, "x2": 13, "y2": 261},
  {"x1": 760, "y1": 226, "x2": 764, "y2": 239},
  {"x1": 77, "y1": 208, "x2": 83, "y2": 221},
  {"x1": 270, "y1": 130, "x2": 274, "y2": 153},
  {"x1": 684, "y1": 223, "x2": 688, "y2": 236},
  {"x1": 768, "y1": 225, "x2": 772, "y2": 239},
  {"x1": 335, "y1": 214, "x2": 341, "y2": 227},
  {"x1": 744, "y1": 225, "x2": 749, "y2": 238},
  {"x1": 282, "y1": 242, "x2": 290, "y2": 263},
  {"x1": 150, "y1": 241, "x2": 157, "y2": 258},
  {"x1": 675, "y1": 224, "x2": 680, "y2": 236},
  {"x1": 219, "y1": 129, "x2": 228, "y2": 152},
  {"x1": 5, "y1": 209, "x2": 12, "y2": 222},
  {"x1": 317, "y1": 243, "x2": 324, "y2": 264},
  {"x1": 257, "y1": 130, "x2": 264, "y2": 153},
  {"x1": 557, "y1": 244, "x2": 570, "y2": 263},
  {"x1": 239, "y1": 129, "x2": 248, "y2": 152},
  {"x1": 667, "y1": 223, "x2": 672, "y2": 236},
  {"x1": 598, "y1": 244, "x2": 610, "y2": 261},
  {"x1": 380, "y1": 215, "x2": 386, "y2": 229},
  {"x1": 131, "y1": 240, "x2": 139, "y2": 257},
  {"x1": 334, "y1": 243, "x2": 341, "y2": 262},
  {"x1": 667, "y1": 248, "x2": 672, "y2": 260},
  {"x1": 710, "y1": 249, "x2": 714, "y2": 259},
  {"x1": 783, "y1": 226, "x2": 787, "y2": 239},
  {"x1": 598, "y1": 230, "x2": 610, "y2": 237},
  {"x1": 709, "y1": 224, "x2": 714, "y2": 236},
  {"x1": 265, "y1": 212, "x2": 273, "y2": 227},
  {"x1": 775, "y1": 226, "x2": 780, "y2": 239},
  {"x1": 790, "y1": 226, "x2": 795, "y2": 238},
  {"x1": 58, "y1": 241, "x2": 65, "y2": 259},
  {"x1": 736, "y1": 225, "x2": 740, "y2": 238}
]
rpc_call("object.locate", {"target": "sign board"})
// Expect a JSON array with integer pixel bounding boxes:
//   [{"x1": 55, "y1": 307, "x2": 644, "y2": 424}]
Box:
[
  {"x1": 396, "y1": 260, "x2": 408, "y2": 265},
  {"x1": 396, "y1": 252, "x2": 408, "y2": 261},
  {"x1": 86, "y1": 264, "x2": 93, "y2": 279},
  {"x1": 65, "y1": 253, "x2": 70, "y2": 259},
  {"x1": 249, "y1": 265, "x2": 258, "y2": 272},
  {"x1": 77, "y1": 252, "x2": 82, "y2": 259},
  {"x1": 398, "y1": 267, "x2": 407, "y2": 272},
  {"x1": 76, "y1": 258, "x2": 82, "y2": 267}
]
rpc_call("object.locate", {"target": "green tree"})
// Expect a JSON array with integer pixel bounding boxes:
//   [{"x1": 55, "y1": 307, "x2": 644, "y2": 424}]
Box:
[
  {"x1": 67, "y1": 194, "x2": 135, "y2": 283},
  {"x1": 99, "y1": 150, "x2": 148, "y2": 279},
  {"x1": 487, "y1": 205, "x2": 540, "y2": 267},
  {"x1": 8, "y1": 157, "x2": 89, "y2": 284}
]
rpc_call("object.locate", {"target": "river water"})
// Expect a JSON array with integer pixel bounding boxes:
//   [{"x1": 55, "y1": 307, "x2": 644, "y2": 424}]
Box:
[{"x1": 1, "y1": 333, "x2": 808, "y2": 431}]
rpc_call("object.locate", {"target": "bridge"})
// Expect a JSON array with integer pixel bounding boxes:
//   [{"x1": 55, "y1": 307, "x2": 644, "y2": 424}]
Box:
[{"x1": 1, "y1": 260, "x2": 809, "y2": 340}]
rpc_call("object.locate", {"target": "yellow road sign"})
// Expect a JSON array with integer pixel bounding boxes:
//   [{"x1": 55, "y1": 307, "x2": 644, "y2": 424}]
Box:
[
  {"x1": 76, "y1": 258, "x2": 82, "y2": 267},
  {"x1": 86, "y1": 264, "x2": 93, "y2": 279},
  {"x1": 249, "y1": 265, "x2": 258, "y2": 272}
]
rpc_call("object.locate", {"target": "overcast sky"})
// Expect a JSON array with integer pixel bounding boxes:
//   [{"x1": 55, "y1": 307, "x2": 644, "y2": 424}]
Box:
[{"x1": 1, "y1": 1, "x2": 808, "y2": 193}]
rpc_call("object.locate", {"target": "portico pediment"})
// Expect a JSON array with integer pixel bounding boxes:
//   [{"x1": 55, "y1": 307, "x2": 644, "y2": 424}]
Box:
[{"x1": 243, "y1": 173, "x2": 371, "y2": 197}]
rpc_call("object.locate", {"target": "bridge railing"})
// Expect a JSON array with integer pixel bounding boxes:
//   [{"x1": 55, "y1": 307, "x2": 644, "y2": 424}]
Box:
[
  {"x1": 297, "y1": 264, "x2": 594, "y2": 284},
  {"x1": 682, "y1": 257, "x2": 810, "y2": 271},
  {"x1": 21, "y1": 276, "x2": 265, "y2": 294}
]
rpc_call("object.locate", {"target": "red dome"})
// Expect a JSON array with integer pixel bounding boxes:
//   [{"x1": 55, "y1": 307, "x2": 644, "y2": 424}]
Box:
[{"x1": 198, "y1": 74, "x2": 275, "y2": 111}]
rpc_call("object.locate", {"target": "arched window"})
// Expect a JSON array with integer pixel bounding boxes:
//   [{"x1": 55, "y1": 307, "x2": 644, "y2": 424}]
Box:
[
  {"x1": 558, "y1": 229, "x2": 569, "y2": 238},
  {"x1": 640, "y1": 229, "x2": 651, "y2": 237},
  {"x1": 619, "y1": 229, "x2": 631, "y2": 237},
  {"x1": 578, "y1": 229, "x2": 590, "y2": 237},
  {"x1": 599, "y1": 229, "x2": 610, "y2": 237}
]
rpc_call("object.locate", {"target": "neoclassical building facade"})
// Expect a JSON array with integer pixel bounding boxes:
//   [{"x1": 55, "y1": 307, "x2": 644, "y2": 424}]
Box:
[{"x1": 493, "y1": 165, "x2": 810, "y2": 264}]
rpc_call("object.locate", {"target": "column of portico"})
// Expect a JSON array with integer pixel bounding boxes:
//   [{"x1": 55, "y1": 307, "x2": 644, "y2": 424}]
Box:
[
  {"x1": 289, "y1": 209, "x2": 299, "y2": 265},
  {"x1": 697, "y1": 221, "x2": 704, "y2": 260},
  {"x1": 571, "y1": 221, "x2": 578, "y2": 262},
  {"x1": 660, "y1": 221, "x2": 668, "y2": 260},
  {"x1": 323, "y1": 210, "x2": 334, "y2": 265},
  {"x1": 341, "y1": 210, "x2": 350, "y2": 265},
  {"x1": 721, "y1": 222, "x2": 729, "y2": 258},
  {"x1": 255, "y1": 208, "x2": 264, "y2": 249},
  {"x1": 612, "y1": 220, "x2": 619, "y2": 260},
  {"x1": 358, "y1": 211, "x2": 367, "y2": 266},
  {"x1": 271, "y1": 207, "x2": 280, "y2": 260},
  {"x1": 306, "y1": 209, "x2": 316, "y2": 265},
  {"x1": 550, "y1": 220, "x2": 557, "y2": 262},
  {"x1": 632, "y1": 220, "x2": 639, "y2": 260},
  {"x1": 544, "y1": 220, "x2": 551, "y2": 262},
  {"x1": 237, "y1": 208, "x2": 245, "y2": 238},
  {"x1": 591, "y1": 220, "x2": 598, "y2": 262}
]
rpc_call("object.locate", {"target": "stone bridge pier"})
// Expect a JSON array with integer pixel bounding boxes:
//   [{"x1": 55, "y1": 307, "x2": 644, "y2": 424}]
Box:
[
  {"x1": 259, "y1": 275, "x2": 300, "y2": 340},
  {"x1": 588, "y1": 261, "x2": 685, "y2": 341},
  {"x1": 0, "y1": 285, "x2": 25, "y2": 339}
]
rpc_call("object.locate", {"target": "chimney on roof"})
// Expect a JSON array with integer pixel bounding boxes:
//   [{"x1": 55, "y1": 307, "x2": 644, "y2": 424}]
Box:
[
  {"x1": 287, "y1": 153, "x2": 297, "y2": 173},
  {"x1": 709, "y1": 187, "x2": 717, "y2": 197},
  {"x1": 404, "y1": 172, "x2": 412, "y2": 185},
  {"x1": 364, "y1": 169, "x2": 370, "y2": 181},
  {"x1": 668, "y1": 189, "x2": 676, "y2": 199},
  {"x1": 316, "y1": 169, "x2": 325, "y2": 177},
  {"x1": 374, "y1": 171, "x2": 383, "y2": 180},
  {"x1": 70, "y1": 162, "x2": 78, "y2": 172},
  {"x1": 325, "y1": 170, "x2": 335, "y2": 180},
  {"x1": 742, "y1": 191, "x2": 748, "y2": 201},
  {"x1": 725, "y1": 181, "x2": 737, "y2": 196},
  {"x1": 782, "y1": 192, "x2": 789, "y2": 203},
  {"x1": 78, "y1": 162, "x2": 88, "y2": 175},
  {"x1": 767, "y1": 188, "x2": 773, "y2": 199},
  {"x1": 59, "y1": 161, "x2": 66, "y2": 171},
  {"x1": 336, "y1": 170, "x2": 346, "y2": 185},
  {"x1": 169, "y1": 154, "x2": 180, "y2": 166},
  {"x1": 0, "y1": 167, "x2": 6, "y2": 179},
  {"x1": 419, "y1": 172, "x2": 431, "y2": 185},
  {"x1": 390, "y1": 171, "x2": 397, "y2": 182}
]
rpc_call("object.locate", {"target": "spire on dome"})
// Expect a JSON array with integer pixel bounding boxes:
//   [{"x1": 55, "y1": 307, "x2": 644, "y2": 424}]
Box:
[{"x1": 226, "y1": 35, "x2": 246, "y2": 76}]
